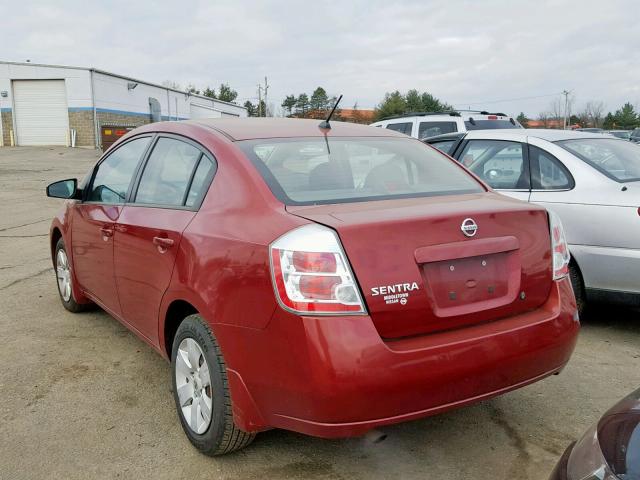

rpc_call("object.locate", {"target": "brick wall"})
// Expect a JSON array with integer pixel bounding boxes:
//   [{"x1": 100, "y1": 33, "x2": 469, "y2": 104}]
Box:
[
  {"x1": 96, "y1": 112, "x2": 151, "y2": 150},
  {"x1": 1, "y1": 111, "x2": 13, "y2": 146},
  {"x1": 68, "y1": 110, "x2": 95, "y2": 147}
]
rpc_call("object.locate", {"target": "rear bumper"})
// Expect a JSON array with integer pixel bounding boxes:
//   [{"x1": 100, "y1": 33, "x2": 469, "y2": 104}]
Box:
[{"x1": 221, "y1": 277, "x2": 579, "y2": 437}]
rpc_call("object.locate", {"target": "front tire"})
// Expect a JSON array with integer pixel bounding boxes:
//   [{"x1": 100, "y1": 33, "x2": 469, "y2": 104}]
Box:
[
  {"x1": 171, "y1": 314, "x2": 255, "y2": 455},
  {"x1": 54, "y1": 238, "x2": 89, "y2": 313}
]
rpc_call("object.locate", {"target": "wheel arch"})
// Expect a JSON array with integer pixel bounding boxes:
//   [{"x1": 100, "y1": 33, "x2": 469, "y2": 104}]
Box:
[
  {"x1": 163, "y1": 299, "x2": 199, "y2": 358},
  {"x1": 160, "y1": 295, "x2": 268, "y2": 432},
  {"x1": 50, "y1": 227, "x2": 63, "y2": 264}
]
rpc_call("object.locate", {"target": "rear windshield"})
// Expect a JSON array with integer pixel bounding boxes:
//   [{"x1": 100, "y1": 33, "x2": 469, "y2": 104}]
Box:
[
  {"x1": 464, "y1": 120, "x2": 519, "y2": 130},
  {"x1": 239, "y1": 137, "x2": 484, "y2": 205},
  {"x1": 556, "y1": 138, "x2": 640, "y2": 182}
]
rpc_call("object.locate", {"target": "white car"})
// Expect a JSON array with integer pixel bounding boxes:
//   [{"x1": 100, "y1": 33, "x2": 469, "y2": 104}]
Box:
[
  {"x1": 370, "y1": 110, "x2": 522, "y2": 140},
  {"x1": 424, "y1": 129, "x2": 640, "y2": 313}
]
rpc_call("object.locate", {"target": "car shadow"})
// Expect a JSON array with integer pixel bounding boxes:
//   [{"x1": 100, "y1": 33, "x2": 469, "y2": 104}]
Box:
[{"x1": 580, "y1": 302, "x2": 640, "y2": 332}]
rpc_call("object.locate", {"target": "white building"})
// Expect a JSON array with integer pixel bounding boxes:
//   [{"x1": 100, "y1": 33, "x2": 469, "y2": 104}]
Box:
[{"x1": 0, "y1": 61, "x2": 247, "y2": 149}]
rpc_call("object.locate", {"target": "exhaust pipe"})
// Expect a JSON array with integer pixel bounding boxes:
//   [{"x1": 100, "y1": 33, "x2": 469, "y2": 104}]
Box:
[{"x1": 364, "y1": 429, "x2": 387, "y2": 444}]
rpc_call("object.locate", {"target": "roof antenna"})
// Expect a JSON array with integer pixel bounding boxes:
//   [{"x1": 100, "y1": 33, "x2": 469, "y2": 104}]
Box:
[{"x1": 319, "y1": 94, "x2": 343, "y2": 129}]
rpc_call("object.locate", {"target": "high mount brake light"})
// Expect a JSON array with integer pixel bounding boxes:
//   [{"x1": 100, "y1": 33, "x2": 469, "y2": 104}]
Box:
[
  {"x1": 548, "y1": 210, "x2": 570, "y2": 280},
  {"x1": 270, "y1": 224, "x2": 366, "y2": 315}
]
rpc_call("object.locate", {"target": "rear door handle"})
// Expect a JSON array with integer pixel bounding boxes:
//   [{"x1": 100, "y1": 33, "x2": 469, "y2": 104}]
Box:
[
  {"x1": 152, "y1": 236, "x2": 174, "y2": 249},
  {"x1": 100, "y1": 226, "x2": 114, "y2": 238}
]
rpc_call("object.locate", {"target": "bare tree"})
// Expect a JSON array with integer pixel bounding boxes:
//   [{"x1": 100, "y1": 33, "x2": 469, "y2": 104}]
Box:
[
  {"x1": 549, "y1": 98, "x2": 564, "y2": 122},
  {"x1": 585, "y1": 101, "x2": 605, "y2": 128},
  {"x1": 538, "y1": 111, "x2": 550, "y2": 128},
  {"x1": 162, "y1": 80, "x2": 182, "y2": 90}
]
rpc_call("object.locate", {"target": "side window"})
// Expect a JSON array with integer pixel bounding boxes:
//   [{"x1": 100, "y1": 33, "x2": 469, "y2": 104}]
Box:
[
  {"x1": 530, "y1": 145, "x2": 573, "y2": 190},
  {"x1": 385, "y1": 122, "x2": 413, "y2": 135},
  {"x1": 185, "y1": 157, "x2": 216, "y2": 207},
  {"x1": 460, "y1": 140, "x2": 529, "y2": 190},
  {"x1": 418, "y1": 121, "x2": 457, "y2": 139},
  {"x1": 89, "y1": 136, "x2": 151, "y2": 204},
  {"x1": 135, "y1": 138, "x2": 202, "y2": 206}
]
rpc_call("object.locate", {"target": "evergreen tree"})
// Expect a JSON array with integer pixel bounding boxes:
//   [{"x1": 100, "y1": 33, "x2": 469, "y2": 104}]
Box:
[
  {"x1": 217, "y1": 83, "x2": 238, "y2": 103},
  {"x1": 295, "y1": 93, "x2": 310, "y2": 115},
  {"x1": 310, "y1": 87, "x2": 329, "y2": 111},
  {"x1": 613, "y1": 103, "x2": 639, "y2": 129},
  {"x1": 516, "y1": 112, "x2": 529, "y2": 128},
  {"x1": 281, "y1": 95, "x2": 297, "y2": 116}
]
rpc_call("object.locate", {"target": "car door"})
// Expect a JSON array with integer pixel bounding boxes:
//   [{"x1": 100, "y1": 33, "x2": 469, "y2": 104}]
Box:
[
  {"x1": 71, "y1": 136, "x2": 152, "y2": 315},
  {"x1": 456, "y1": 139, "x2": 531, "y2": 201},
  {"x1": 113, "y1": 136, "x2": 217, "y2": 343}
]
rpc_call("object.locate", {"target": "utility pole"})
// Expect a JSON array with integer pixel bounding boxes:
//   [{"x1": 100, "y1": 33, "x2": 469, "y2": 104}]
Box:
[
  {"x1": 257, "y1": 84, "x2": 263, "y2": 117},
  {"x1": 263, "y1": 76, "x2": 269, "y2": 117},
  {"x1": 562, "y1": 90, "x2": 570, "y2": 129}
]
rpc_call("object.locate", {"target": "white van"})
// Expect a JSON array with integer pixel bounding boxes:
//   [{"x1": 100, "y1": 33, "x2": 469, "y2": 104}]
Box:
[{"x1": 370, "y1": 111, "x2": 523, "y2": 140}]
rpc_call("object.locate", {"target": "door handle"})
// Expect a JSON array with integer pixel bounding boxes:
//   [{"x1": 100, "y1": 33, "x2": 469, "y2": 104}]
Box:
[
  {"x1": 100, "y1": 226, "x2": 114, "y2": 238},
  {"x1": 153, "y1": 236, "x2": 174, "y2": 249}
]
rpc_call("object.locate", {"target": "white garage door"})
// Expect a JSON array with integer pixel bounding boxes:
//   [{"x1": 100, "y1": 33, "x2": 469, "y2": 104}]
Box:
[
  {"x1": 190, "y1": 103, "x2": 222, "y2": 119},
  {"x1": 13, "y1": 80, "x2": 69, "y2": 146}
]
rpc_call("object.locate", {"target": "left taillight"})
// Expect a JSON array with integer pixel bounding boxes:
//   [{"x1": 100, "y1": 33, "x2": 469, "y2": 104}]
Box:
[
  {"x1": 549, "y1": 210, "x2": 570, "y2": 280},
  {"x1": 269, "y1": 224, "x2": 366, "y2": 315}
]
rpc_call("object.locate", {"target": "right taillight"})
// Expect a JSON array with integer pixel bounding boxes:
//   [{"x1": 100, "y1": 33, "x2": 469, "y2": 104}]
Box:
[
  {"x1": 548, "y1": 210, "x2": 570, "y2": 280},
  {"x1": 269, "y1": 224, "x2": 366, "y2": 315}
]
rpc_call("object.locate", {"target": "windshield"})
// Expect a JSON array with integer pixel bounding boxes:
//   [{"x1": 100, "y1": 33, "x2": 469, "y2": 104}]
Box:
[
  {"x1": 239, "y1": 137, "x2": 484, "y2": 205},
  {"x1": 464, "y1": 120, "x2": 520, "y2": 130},
  {"x1": 557, "y1": 138, "x2": 640, "y2": 182},
  {"x1": 610, "y1": 131, "x2": 631, "y2": 139}
]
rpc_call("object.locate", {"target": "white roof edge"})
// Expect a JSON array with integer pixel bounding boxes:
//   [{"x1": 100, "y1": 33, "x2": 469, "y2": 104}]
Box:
[{"x1": 0, "y1": 60, "x2": 246, "y2": 111}]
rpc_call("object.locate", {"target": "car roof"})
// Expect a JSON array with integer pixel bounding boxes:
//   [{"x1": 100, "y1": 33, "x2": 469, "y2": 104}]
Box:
[
  {"x1": 184, "y1": 117, "x2": 406, "y2": 141},
  {"x1": 462, "y1": 128, "x2": 615, "y2": 141}
]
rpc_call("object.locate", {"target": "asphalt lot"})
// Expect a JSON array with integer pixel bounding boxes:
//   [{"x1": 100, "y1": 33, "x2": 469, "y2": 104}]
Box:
[{"x1": 1, "y1": 146, "x2": 639, "y2": 480}]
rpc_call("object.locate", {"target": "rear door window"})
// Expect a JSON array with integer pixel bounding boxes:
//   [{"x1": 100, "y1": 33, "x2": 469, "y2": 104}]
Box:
[
  {"x1": 418, "y1": 121, "x2": 457, "y2": 139},
  {"x1": 385, "y1": 122, "x2": 413, "y2": 135},
  {"x1": 134, "y1": 137, "x2": 202, "y2": 207},
  {"x1": 529, "y1": 146, "x2": 573, "y2": 190},
  {"x1": 88, "y1": 136, "x2": 151, "y2": 204},
  {"x1": 460, "y1": 140, "x2": 530, "y2": 190}
]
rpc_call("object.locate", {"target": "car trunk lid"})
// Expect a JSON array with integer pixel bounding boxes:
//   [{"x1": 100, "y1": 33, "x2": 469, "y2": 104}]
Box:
[{"x1": 287, "y1": 192, "x2": 553, "y2": 339}]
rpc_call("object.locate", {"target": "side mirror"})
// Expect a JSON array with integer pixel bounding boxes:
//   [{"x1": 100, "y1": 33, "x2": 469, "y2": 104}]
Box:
[{"x1": 46, "y1": 179, "x2": 79, "y2": 199}]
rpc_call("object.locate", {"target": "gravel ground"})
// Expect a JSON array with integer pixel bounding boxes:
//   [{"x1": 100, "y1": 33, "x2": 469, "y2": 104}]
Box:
[{"x1": 1, "y1": 146, "x2": 638, "y2": 480}]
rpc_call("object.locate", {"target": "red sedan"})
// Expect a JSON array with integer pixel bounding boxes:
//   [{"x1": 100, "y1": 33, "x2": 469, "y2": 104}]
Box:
[{"x1": 47, "y1": 118, "x2": 579, "y2": 455}]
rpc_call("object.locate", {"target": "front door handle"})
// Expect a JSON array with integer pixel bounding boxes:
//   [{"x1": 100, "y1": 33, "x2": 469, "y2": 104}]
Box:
[
  {"x1": 100, "y1": 226, "x2": 114, "y2": 238},
  {"x1": 153, "y1": 236, "x2": 174, "y2": 251}
]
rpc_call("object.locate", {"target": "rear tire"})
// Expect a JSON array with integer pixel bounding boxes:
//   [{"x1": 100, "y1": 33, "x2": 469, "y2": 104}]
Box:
[
  {"x1": 569, "y1": 262, "x2": 586, "y2": 317},
  {"x1": 54, "y1": 238, "x2": 89, "y2": 313},
  {"x1": 171, "y1": 314, "x2": 255, "y2": 455}
]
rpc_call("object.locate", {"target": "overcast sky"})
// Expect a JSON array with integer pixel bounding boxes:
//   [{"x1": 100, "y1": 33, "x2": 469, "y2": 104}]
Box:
[{"x1": 3, "y1": 0, "x2": 639, "y2": 117}]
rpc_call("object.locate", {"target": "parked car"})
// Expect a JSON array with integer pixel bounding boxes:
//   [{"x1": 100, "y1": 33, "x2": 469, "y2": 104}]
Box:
[
  {"x1": 631, "y1": 128, "x2": 640, "y2": 143},
  {"x1": 47, "y1": 118, "x2": 579, "y2": 455},
  {"x1": 424, "y1": 129, "x2": 640, "y2": 314},
  {"x1": 576, "y1": 128, "x2": 605, "y2": 133},
  {"x1": 370, "y1": 110, "x2": 522, "y2": 140},
  {"x1": 607, "y1": 130, "x2": 632, "y2": 140},
  {"x1": 549, "y1": 386, "x2": 640, "y2": 480}
]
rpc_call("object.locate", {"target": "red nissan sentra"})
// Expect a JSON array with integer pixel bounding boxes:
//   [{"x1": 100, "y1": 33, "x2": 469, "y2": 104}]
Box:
[{"x1": 47, "y1": 118, "x2": 579, "y2": 455}]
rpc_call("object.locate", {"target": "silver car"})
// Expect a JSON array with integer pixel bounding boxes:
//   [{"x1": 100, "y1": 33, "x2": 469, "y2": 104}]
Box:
[{"x1": 424, "y1": 129, "x2": 640, "y2": 313}]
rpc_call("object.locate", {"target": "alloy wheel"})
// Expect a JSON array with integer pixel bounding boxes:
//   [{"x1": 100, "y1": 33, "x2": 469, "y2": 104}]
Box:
[
  {"x1": 175, "y1": 338, "x2": 213, "y2": 434},
  {"x1": 56, "y1": 249, "x2": 72, "y2": 302}
]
